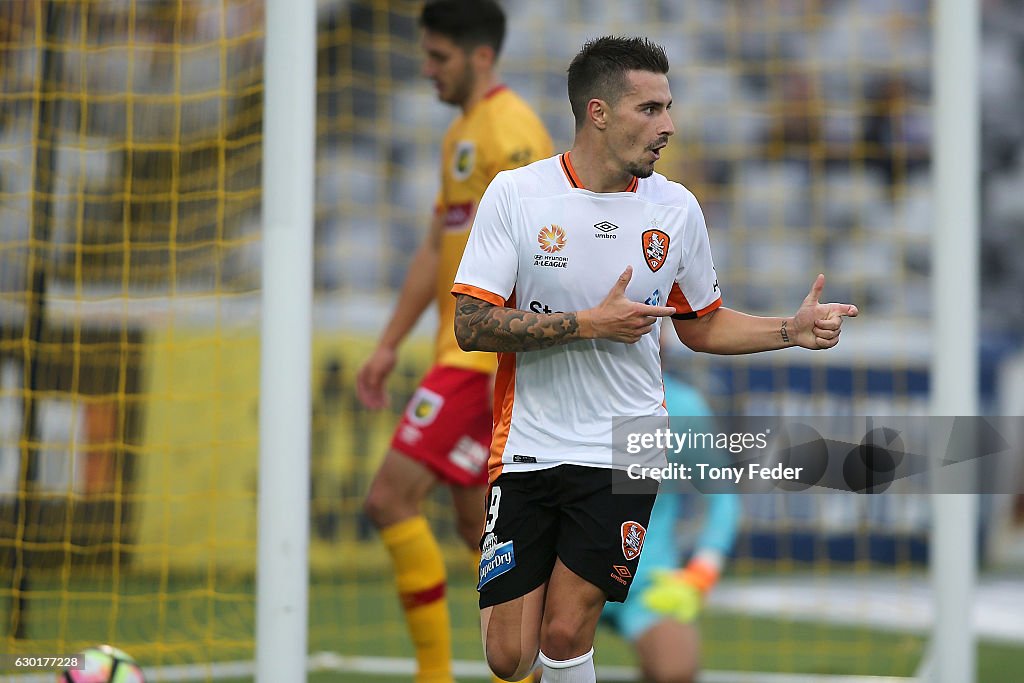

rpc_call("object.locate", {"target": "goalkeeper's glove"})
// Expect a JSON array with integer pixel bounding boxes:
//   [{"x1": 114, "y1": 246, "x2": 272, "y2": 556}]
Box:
[{"x1": 641, "y1": 559, "x2": 720, "y2": 623}]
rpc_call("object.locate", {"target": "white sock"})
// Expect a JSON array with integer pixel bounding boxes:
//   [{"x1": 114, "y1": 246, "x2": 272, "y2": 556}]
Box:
[{"x1": 538, "y1": 648, "x2": 596, "y2": 683}]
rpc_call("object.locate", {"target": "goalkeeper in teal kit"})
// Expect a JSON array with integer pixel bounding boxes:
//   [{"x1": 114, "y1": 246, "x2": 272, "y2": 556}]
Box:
[{"x1": 601, "y1": 374, "x2": 740, "y2": 683}]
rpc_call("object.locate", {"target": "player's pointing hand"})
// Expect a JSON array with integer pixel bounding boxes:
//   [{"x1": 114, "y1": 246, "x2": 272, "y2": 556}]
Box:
[
  {"x1": 790, "y1": 274, "x2": 859, "y2": 350},
  {"x1": 579, "y1": 265, "x2": 677, "y2": 344}
]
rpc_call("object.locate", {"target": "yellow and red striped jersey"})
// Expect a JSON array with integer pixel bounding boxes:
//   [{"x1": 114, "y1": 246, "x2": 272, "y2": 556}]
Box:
[{"x1": 434, "y1": 86, "x2": 552, "y2": 372}]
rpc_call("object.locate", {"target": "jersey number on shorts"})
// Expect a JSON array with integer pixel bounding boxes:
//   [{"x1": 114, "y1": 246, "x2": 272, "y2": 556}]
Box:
[{"x1": 484, "y1": 486, "x2": 501, "y2": 533}]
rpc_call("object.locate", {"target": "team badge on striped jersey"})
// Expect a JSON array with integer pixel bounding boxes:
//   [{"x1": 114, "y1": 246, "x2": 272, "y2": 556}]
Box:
[
  {"x1": 642, "y1": 229, "x2": 670, "y2": 272},
  {"x1": 620, "y1": 521, "x2": 646, "y2": 561},
  {"x1": 453, "y1": 140, "x2": 476, "y2": 181}
]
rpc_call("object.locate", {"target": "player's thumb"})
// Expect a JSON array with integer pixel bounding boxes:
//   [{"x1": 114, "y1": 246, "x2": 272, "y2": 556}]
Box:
[
  {"x1": 804, "y1": 273, "x2": 825, "y2": 304},
  {"x1": 610, "y1": 265, "x2": 633, "y2": 297}
]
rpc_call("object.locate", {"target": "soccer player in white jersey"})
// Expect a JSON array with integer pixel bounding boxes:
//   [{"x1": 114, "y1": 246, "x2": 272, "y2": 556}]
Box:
[{"x1": 451, "y1": 36, "x2": 858, "y2": 683}]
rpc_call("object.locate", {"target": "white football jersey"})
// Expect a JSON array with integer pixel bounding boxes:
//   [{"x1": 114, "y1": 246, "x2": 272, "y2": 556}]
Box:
[{"x1": 452, "y1": 153, "x2": 722, "y2": 481}]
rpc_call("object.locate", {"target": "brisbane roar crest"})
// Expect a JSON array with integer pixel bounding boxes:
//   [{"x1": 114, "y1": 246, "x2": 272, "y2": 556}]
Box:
[
  {"x1": 641, "y1": 229, "x2": 670, "y2": 272},
  {"x1": 620, "y1": 521, "x2": 646, "y2": 561}
]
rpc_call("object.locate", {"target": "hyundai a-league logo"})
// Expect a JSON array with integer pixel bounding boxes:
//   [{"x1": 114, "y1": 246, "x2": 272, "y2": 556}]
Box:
[{"x1": 538, "y1": 225, "x2": 567, "y2": 254}]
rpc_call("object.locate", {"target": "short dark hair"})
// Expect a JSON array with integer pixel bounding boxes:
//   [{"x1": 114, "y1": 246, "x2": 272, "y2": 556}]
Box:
[
  {"x1": 567, "y1": 36, "x2": 669, "y2": 128},
  {"x1": 420, "y1": 0, "x2": 506, "y2": 55}
]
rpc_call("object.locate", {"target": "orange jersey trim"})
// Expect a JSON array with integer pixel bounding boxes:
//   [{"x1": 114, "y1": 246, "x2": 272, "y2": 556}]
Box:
[
  {"x1": 488, "y1": 289, "x2": 517, "y2": 482},
  {"x1": 668, "y1": 283, "x2": 722, "y2": 319},
  {"x1": 489, "y1": 351, "x2": 515, "y2": 483},
  {"x1": 452, "y1": 283, "x2": 505, "y2": 307},
  {"x1": 560, "y1": 152, "x2": 638, "y2": 192}
]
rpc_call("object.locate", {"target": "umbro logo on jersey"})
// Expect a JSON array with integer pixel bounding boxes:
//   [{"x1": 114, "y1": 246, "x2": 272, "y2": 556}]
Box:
[
  {"x1": 594, "y1": 221, "x2": 618, "y2": 240},
  {"x1": 642, "y1": 229, "x2": 670, "y2": 272}
]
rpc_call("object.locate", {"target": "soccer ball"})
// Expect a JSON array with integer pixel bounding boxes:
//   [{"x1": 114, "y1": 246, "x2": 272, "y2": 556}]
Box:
[{"x1": 60, "y1": 645, "x2": 145, "y2": 683}]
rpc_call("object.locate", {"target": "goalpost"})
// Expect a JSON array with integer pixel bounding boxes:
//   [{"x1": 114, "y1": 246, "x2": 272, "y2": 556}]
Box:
[
  {"x1": 928, "y1": 0, "x2": 980, "y2": 682},
  {"x1": 256, "y1": 1, "x2": 316, "y2": 683}
]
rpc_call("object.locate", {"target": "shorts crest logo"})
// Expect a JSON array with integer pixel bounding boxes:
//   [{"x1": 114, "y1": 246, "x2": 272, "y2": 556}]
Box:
[
  {"x1": 538, "y1": 225, "x2": 567, "y2": 253},
  {"x1": 406, "y1": 387, "x2": 444, "y2": 426},
  {"x1": 642, "y1": 229, "x2": 670, "y2": 272},
  {"x1": 620, "y1": 521, "x2": 646, "y2": 561}
]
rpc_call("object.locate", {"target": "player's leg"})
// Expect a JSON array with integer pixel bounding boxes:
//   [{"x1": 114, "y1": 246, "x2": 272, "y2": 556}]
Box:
[
  {"x1": 450, "y1": 481, "x2": 488, "y2": 550},
  {"x1": 542, "y1": 466, "x2": 659, "y2": 683},
  {"x1": 363, "y1": 447, "x2": 439, "y2": 528},
  {"x1": 363, "y1": 366, "x2": 487, "y2": 683},
  {"x1": 478, "y1": 470, "x2": 560, "y2": 680},
  {"x1": 453, "y1": 484, "x2": 538, "y2": 683},
  {"x1": 535, "y1": 558, "x2": 607, "y2": 682},
  {"x1": 633, "y1": 619, "x2": 700, "y2": 683},
  {"x1": 363, "y1": 450, "x2": 452, "y2": 683},
  {"x1": 481, "y1": 584, "x2": 547, "y2": 680},
  {"x1": 617, "y1": 492, "x2": 701, "y2": 682}
]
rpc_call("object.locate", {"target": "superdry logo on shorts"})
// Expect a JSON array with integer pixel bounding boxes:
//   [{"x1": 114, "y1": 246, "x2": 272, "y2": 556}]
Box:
[
  {"x1": 478, "y1": 538, "x2": 516, "y2": 589},
  {"x1": 620, "y1": 521, "x2": 646, "y2": 561}
]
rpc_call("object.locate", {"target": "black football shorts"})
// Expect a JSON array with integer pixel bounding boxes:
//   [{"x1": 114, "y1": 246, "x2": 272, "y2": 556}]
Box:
[{"x1": 477, "y1": 464, "x2": 658, "y2": 608}]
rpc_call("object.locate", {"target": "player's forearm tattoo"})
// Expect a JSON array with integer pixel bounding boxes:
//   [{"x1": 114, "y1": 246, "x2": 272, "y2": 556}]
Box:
[
  {"x1": 780, "y1": 319, "x2": 791, "y2": 344},
  {"x1": 455, "y1": 294, "x2": 581, "y2": 352}
]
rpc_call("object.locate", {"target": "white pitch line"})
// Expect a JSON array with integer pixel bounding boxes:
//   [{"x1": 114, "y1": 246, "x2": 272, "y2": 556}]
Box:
[{"x1": 2, "y1": 652, "x2": 917, "y2": 683}]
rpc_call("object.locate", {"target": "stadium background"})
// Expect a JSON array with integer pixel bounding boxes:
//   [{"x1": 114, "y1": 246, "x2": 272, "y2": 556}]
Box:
[{"x1": 1, "y1": 0, "x2": 1023, "y2": 680}]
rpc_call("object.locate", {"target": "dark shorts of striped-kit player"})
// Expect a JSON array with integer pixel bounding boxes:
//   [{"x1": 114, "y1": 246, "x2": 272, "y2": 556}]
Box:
[{"x1": 476, "y1": 464, "x2": 659, "y2": 608}]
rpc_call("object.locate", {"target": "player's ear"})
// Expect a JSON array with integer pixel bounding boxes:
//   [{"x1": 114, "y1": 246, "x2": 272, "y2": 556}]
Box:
[
  {"x1": 470, "y1": 43, "x2": 496, "y2": 72},
  {"x1": 588, "y1": 98, "x2": 608, "y2": 130}
]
